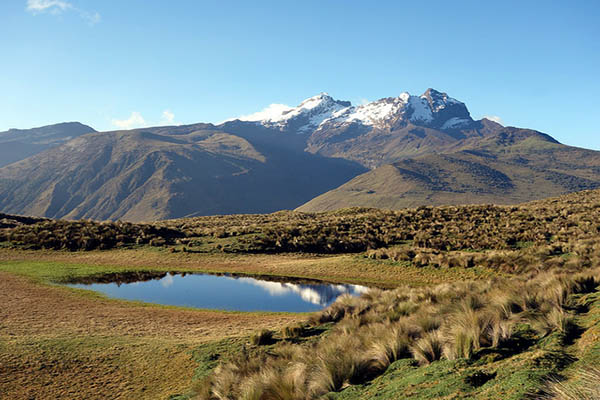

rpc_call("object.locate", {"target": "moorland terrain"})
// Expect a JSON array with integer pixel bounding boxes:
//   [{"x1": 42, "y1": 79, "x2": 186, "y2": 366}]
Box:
[{"x1": 1, "y1": 189, "x2": 600, "y2": 399}]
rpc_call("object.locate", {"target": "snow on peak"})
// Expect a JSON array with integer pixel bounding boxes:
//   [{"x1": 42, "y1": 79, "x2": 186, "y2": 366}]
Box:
[
  {"x1": 337, "y1": 94, "x2": 410, "y2": 126},
  {"x1": 441, "y1": 117, "x2": 471, "y2": 129},
  {"x1": 420, "y1": 88, "x2": 463, "y2": 112},
  {"x1": 297, "y1": 92, "x2": 334, "y2": 110},
  {"x1": 407, "y1": 96, "x2": 433, "y2": 123},
  {"x1": 229, "y1": 89, "x2": 471, "y2": 132},
  {"x1": 234, "y1": 93, "x2": 351, "y2": 132}
]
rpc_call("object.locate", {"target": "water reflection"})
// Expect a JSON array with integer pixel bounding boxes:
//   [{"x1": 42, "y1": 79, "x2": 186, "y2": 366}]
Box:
[
  {"x1": 66, "y1": 273, "x2": 369, "y2": 313},
  {"x1": 236, "y1": 277, "x2": 368, "y2": 306}
]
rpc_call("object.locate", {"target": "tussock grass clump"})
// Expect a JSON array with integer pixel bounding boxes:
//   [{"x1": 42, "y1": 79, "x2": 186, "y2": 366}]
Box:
[
  {"x1": 281, "y1": 323, "x2": 306, "y2": 339},
  {"x1": 363, "y1": 325, "x2": 411, "y2": 372},
  {"x1": 197, "y1": 268, "x2": 600, "y2": 399},
  {"x1": 250, "y1": 329, "x2": 274, "y2": 346},
  {"x1": 307, "y1": 336, "x2": 367, "y2": 395},
  {"x1": 411, "y1": 331, "x2": 444, "y2": 365},
  {"x1": 542, "y1": 367, "x2": 600, "y2": 400},
  {"x1": 531, "y1": 307, "x2": 578, "y2": 339}
]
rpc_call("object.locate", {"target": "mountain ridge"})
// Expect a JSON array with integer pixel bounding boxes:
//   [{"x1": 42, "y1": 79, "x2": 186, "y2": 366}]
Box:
[
  {"x1": 0, "y1": 126, "x2": 366, "y2": 221},
  {"x1": 0, "y1": 122, "x2": 96, "y2": 168},
  {"x1": 1, "y1": 88, "x2": 598, "y2": 221},
  {"x1": 297, "y1": 128, "x2": 600, "y2": 212}
]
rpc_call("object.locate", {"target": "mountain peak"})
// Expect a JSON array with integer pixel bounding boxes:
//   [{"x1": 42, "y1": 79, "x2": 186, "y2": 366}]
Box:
[
  {"x1": 420, "y1": 88, "x2": 462, "y2": 110},
  {"x1": 234, "y1": 93, "x2": 351, "y2": 132},
  {"x1": 0, "y1": 121, "x2": 97, "y2": 168},
  {"x1": 230, "y1": 89, "x2": 475, "y2": 133},
  {"x1": 408, "y1": 89, "x2": 471, "y2": 128},
  {"x1": 297, "y1": 92, "x2": 350, "y2": 110},
  {"x1": 422, "y1": 87, "x2": 443, "y2": 97}
]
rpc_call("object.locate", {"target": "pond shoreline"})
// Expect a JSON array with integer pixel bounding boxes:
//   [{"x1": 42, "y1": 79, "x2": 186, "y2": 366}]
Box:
[{"x1": 65, "y1": 271, "x2": 370, "y2": 313}]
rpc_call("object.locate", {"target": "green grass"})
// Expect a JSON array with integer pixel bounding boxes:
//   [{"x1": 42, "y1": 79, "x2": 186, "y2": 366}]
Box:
[
  {"x1": 328, "y1": 293, "x2": 600, "y2": 400},
  {"x1": 196, "y1": 267, "x2": 600, "y2": 399},
  {"x1": 0, "y1": 260, "x2": 139, "y2": 283},
  {"x1": 328, "y1": 337, "x2": 571, "y2": 400}
]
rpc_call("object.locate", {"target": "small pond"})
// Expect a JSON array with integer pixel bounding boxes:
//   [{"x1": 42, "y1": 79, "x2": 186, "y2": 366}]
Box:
[{"x1": 66, "y1": 273, "x2": 370, "y2": 312}]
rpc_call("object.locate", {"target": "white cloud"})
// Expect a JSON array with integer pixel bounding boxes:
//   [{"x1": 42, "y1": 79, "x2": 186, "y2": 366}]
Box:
[
  {"x1": 26, "y1": 0, "x2": 101, "y2": 25},
  {"x1": 112, "y1": 112, "x2": 147, "y2": 130},
  {"x1": 27, "y1": 0, "x2": 71, "y2": 13},
  {"x1": 230, "y1": 103, "x2": 293, "y2": 122},
  {"x1": 160, "y1": 274, "x2": 174, "y2": 288},
  {"x1": 483, "y1": 115, "x2": 503, "y2": 125},
  {"x1": 112, "y1": 110, "x2": 182, "y2": 129},
  {"x1": 160, "y1": 110, "x2": 180, "y2": 126}
]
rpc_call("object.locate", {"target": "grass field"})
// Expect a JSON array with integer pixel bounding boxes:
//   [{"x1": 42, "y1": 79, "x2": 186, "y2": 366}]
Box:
[
  {"x1": 0, "y1": 247, "x2": 504, "y2": 399},
  {"x1": 2, "y1": 190, "x2": 600, "y2": 399},
  {"x1": 0, "y1": 256, "x2": 305, "y2": 399}
]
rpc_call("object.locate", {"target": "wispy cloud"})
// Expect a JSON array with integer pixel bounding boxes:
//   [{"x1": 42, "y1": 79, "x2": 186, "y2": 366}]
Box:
[
  {"x1": 483, "y1": 115, "x2": 503, "y2": 125},
  {"x1": 112, "y1": 112, "x2": 147, "y2": 130},
  {"x1": 226, "y1": 103, "x2": 293, "y2": 123},
  {"x1": 27, "y1": 0, "x2": 71, "y2": 12},
  {"x1": 79, "y1": 10, "x2": 101, "y2": 25},
  {"x1": 160, "y1": 110, "x2": 180, "y2": 126},
  {"x1": 112, "y1": 110, "x2": 181, "y2": 130},
  {"x1": 26, "y1": 0, "x2": 101, "y2": 25}
]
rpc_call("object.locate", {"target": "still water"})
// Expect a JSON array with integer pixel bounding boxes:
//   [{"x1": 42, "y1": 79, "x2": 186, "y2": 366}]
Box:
[{"x1": 67, "y1": 273, "x2": 369, "y2": 312}]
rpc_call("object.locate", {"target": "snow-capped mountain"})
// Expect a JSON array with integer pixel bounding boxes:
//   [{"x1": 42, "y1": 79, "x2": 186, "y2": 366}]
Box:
[
  {"x1": 234, "y1": 93, "x2": 351, "y2": 133},
  {"x1": 5, "y1": 89, "x2": 598, "y2": 223},
  {"x1": 231, "y1": 89, "x2": 476, "y2": 134}
]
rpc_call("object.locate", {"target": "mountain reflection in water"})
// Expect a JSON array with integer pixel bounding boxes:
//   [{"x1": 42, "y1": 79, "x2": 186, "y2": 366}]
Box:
[
  {"x1": 235, "y1": 277, "x2": 369, "y2": 306},
  {"x1": 66, "y1": 273, "x2": 370, "y2": 313}
]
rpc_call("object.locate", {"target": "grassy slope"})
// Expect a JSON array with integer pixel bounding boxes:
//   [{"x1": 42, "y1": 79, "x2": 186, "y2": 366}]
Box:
[
  {"x1": 333, "y1": 293, "x2": 600, "y2": 400},
  {"x1": 0, "y1": 250, "x2": 500, "y2": 400},
  {"x1": 196, "y1": 271, "x2": 600, "y2": 400},
  {"x1": 298, "y1": 134, "x2": 600, "y2": 212},
  {"x1": 0, "y1": 126, "x2": 366, "y2": 221}
]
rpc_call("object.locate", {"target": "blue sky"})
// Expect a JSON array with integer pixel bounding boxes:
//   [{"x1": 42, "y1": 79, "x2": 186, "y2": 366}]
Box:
[{"x1": 1, "y1": 0, "x2": 599, "y2": 149}]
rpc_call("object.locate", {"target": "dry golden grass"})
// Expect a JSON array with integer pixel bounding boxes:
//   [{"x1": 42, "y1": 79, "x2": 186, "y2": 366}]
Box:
[
  {"x1": 0, "y1": 247, "x2": 497, "y2": 287},
  {"x1": 197, "y1": 268, "x2": 600, "y2": 399}
]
